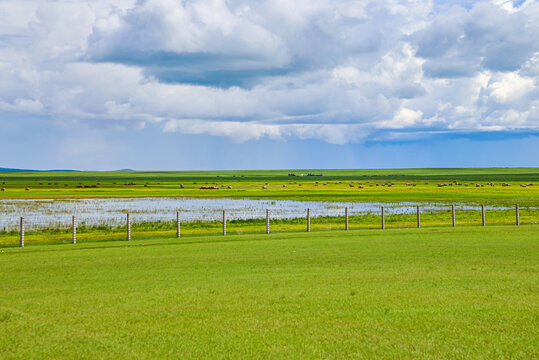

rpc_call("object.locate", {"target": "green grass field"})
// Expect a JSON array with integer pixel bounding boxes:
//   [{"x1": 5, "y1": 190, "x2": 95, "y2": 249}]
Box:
[
  {"x1": 1, "y1": 168, "x2": 538, "y2": 205},
  {"x1": 0, "y1": 226, "x2": 537, "y2": 359}
]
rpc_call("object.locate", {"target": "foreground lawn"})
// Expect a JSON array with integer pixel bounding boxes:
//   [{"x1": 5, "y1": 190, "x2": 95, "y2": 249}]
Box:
[{"x1": 0, "y1": 226, "x2": 537, "y2": 359}]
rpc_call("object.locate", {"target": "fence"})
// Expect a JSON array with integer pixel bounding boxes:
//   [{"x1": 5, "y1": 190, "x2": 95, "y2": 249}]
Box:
[{"x1": 8, "y1": 203, "x2": 533, "y2": 247}]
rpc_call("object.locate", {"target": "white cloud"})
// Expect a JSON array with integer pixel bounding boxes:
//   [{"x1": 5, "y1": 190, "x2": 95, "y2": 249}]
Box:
[
  {"x1": 0, "y1": 0, "x2": 537, "y2": 144},
  {"x1": 487, "y1": 72, "x2": 535, "y2": 105},
  {"x1": 379, "y1": 108, "x2": 424, "y2": 129}
]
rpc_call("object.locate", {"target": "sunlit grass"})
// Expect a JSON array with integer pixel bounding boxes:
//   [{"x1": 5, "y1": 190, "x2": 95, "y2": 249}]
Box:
[{"x1": 0, "y1": 226, "x2": 537, "y2": 359}]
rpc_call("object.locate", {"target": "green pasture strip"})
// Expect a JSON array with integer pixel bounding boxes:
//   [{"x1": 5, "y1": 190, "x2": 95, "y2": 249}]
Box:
[
  {"x1": 1, "y1": 168, "x2": 538, "y2": 204},
  {"x1": 0, "y1": 226, "x2": 537, "y2": 359},
  {"x1": 1, "y1": 208, "x2": 537, "y2": 247}
]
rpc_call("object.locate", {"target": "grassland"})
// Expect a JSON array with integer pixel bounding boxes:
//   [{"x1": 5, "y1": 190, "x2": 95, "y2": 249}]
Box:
[
  {"x1": 0, "y1": 226, "x2": 537, "y2": 359},
  {"x1": 1, "y1": 168, "x2": 538, "y2": 205}
]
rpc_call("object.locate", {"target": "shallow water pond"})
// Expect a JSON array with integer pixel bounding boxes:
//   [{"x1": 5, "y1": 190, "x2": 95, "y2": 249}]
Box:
[{"x1": 0, "y1": 197, "x2": 516, "y2": 231}]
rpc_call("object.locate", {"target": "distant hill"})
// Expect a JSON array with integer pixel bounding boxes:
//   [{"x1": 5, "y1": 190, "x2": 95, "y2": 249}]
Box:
[
  {"x1": 0, "y1": 167, "x2": 79, "y2": 172},
  {"x1": 0, "y1": 167, "x2": 37, "y2": 172}
]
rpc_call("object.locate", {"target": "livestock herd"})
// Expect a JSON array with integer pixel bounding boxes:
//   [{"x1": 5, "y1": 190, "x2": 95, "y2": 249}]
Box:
[{"x1": 0, "y1": 180, "x2": 535, "y2": 192}]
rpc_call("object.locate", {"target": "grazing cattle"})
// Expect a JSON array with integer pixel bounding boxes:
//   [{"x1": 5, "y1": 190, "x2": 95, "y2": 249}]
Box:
[
  {"x1": 1, "y1": 188, "x2": 4, "y2": 191},
  {"x1": 358, "y1": 185, "x2": 363, "y2": 189},
  {"x1": 228, "y1": 186, "x2": 233, "y2": 189},
  {"x1": 200, "y1": 186, "x2": 218, "y2": 189},
  {"x1": 283, "y1": 184, "x2": 286, "y2": 187},
  {"x1": 180, "y1": 184, "x2": 184, "y2": 188},
  {"x1": 262, "y1": 186, "x2": 267, "y2": 189},
  {"x1": 25, "y1": 188, "x2": 30, "y2": 191},
  {"x1": 349, "y1": 184, "x2": 354, "y2": 187}
]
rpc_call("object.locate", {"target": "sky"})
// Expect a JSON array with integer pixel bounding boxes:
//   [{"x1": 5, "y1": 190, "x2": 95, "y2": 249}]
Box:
[{"x1": 0, "y1": 0, "x2": 538, "y2": 170}]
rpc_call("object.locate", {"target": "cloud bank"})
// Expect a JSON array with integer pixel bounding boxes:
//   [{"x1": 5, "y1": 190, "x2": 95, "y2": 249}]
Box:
[{"x1": 0, "y1": 0, "x2": 537, "y2": 144}]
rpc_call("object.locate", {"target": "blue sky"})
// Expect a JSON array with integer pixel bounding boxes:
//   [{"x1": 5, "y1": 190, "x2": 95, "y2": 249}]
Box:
[{"x1": 0, "y1": 0, "x2": 537, "y2": 170}]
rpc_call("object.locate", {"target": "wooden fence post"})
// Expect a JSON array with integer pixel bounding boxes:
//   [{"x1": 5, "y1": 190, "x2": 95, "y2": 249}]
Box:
[
  {"x1": 127, "y1": 213, "x2": 131, "y2": 241},
  {"x1": 72, "y1": 215, "x2": 77, "y2": 244},
  {"x1": 176, "y1": 211, "x2": 181, "y2": 238},
  {"x1": 516, "y1": 204, "x2": 519, "y2": 226},
  {"x1": 307, "y1": 208, "x2": 310, "y2": 232},
  {"x1": 481, "y1": 205, "x2": 485, "y2": 226},
  {"x1": 452, "y1": 205, "x2": 455, "y2": 227},
  {"x1": 381, "y1": 207, "x2": 385, "y2": 229},
  {"x1": 417, "y1": 205, "x2": 420, "y2": 228},
  {"x1": 345, "y1": 207, "x2": 349, "y2": 231},
  {"x1": 20, "y1": 216, "x2": 24, "y2": 247},
  {"x1": 266, "y1": 209, "x2": 270, "y2": 234},
  {"x1": 223, "y1": 210, "x2": 226, "y2": 236}
]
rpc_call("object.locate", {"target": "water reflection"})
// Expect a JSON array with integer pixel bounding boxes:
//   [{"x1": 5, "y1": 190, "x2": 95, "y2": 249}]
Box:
[{"x1": 0, "y1": 197, "x2": 518, "y2": 230}]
